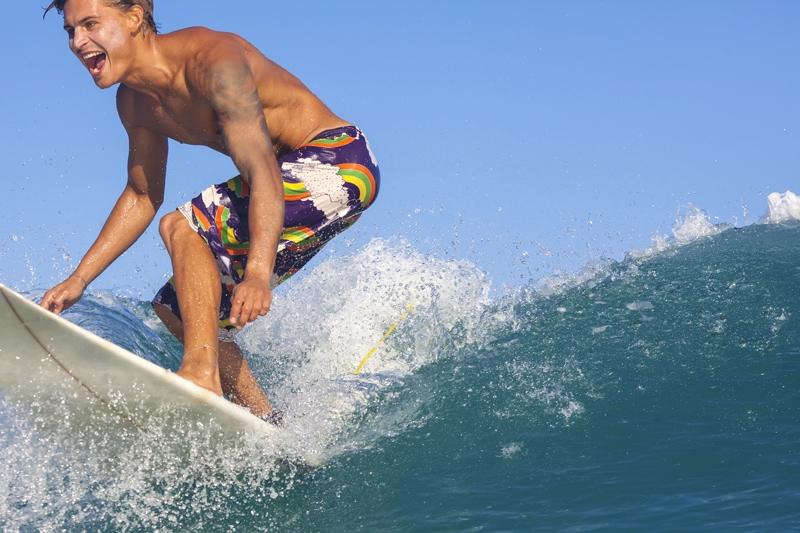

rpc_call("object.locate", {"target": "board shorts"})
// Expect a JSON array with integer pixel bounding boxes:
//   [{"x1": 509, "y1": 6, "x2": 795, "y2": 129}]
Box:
[{"x1": 153, "y1": 125, "x2": 380, "y2": 341}]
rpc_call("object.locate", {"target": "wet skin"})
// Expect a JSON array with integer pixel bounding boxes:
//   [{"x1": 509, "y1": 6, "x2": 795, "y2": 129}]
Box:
[{"x1": 40, "y1": 0, "x2": 347, "y2": 410}]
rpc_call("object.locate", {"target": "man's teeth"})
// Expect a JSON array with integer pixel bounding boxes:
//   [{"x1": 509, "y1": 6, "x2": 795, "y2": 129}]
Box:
[{"x1": 83, "y1": 51, "x2": 103, "y2": 61}]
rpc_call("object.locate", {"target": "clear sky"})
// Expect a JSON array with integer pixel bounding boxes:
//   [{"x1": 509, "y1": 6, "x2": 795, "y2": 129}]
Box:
[{"x1": 1, "y1": 1, "x2": 798, "y2": 297}]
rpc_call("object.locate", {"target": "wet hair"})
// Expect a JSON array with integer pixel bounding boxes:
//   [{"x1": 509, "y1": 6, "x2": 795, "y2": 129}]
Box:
[{"x1": 44, "y1": 0, "x2": 158, "y2": 34}]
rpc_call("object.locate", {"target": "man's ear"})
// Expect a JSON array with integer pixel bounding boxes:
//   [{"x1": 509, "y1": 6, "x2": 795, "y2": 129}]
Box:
[{"x1": 127, "y1": 5, "x2": 145, "y2": 36}]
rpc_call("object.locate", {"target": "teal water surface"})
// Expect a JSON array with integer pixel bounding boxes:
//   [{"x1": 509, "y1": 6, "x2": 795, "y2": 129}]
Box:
[{"x1": 1, "y1": 223, "x2": 799, "y2": 531}]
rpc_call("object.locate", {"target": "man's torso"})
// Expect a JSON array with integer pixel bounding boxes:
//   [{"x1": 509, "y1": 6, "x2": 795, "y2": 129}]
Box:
[{"x1": 119, "y1": 27, "x2": 349, "y2": 155}]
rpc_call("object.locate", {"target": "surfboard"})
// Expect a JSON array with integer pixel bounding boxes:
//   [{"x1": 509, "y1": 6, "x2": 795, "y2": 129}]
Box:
[{"x1": 0, "y1": 282, "x2": 279, "y2": 443}]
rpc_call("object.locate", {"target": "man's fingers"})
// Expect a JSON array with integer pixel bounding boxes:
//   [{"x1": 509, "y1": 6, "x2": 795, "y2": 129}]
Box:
[
  {"x1": 239, "y1": 301, "x2": 255, "y2": 328},
  {"x1": 232, "y1": 289, "x2": 254, "y2": 328},
  {"x1": 229, "y1": 290, "x2": 244, "y2": 325},
  {"x1": 229, "y1": 282, "x2": 271, "y2": 327},
  {"x1": 257, "y1": 291, "x2": 271, "y2": 316},
  {"x1": 245, "y1": 296, "x2": 259, "y2": 323},
  {"x1": 257, "y1": 295, "x2": 270, "y2": 316},
  {"x1": 49, "y1": 293, "x2": 64, "y2": 314},
  {"x1": 42, "y1": 293, "x2": 58, "y2": 313},
  {"x1": 40, "y1": 279, "x2": 84, "y2": 315},
  {"x1": 241, "y1": 297, "x2": 267, "y2": 326},
  {"x1": 247, "y1": 305, "x2": 260, "y2": 325}
]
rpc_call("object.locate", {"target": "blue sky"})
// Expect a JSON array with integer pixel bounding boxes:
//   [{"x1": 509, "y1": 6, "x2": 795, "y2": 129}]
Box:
[{"x1": 1, "y1": 1, "x2": 798, "y2": 296}]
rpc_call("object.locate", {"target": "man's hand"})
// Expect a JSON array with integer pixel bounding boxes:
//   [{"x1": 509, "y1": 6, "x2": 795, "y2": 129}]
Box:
[
  {"x1": 40, "y1": 276, "x2": 86, "y2": 314},
  {"x1": 229, "y1": 276, "x2": 272, "y2": 329}
]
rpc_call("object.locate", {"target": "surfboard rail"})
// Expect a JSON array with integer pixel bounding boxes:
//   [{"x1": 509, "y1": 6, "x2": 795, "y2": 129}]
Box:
[{"x1": 0, "y1": 283, "x2": 278, "y2": 441}]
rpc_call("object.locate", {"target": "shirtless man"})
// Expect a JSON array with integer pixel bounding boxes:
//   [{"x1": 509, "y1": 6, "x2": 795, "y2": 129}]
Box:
[{"x1": 39, "y1": 0, "x2": 380, "y2": 421}]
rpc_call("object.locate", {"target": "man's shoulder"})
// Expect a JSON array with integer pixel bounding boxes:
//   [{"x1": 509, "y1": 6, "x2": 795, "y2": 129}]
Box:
[
  {"x1": 169, "y1": 26, "x2": 249, "y2": 60},
  {"x1": 194, "y1": 31, "x2": 251, "y2": 66},
  {"x1": 166, "y1": 25, "x2": 223, "y2": 39},
  {"x1": 182, "y1": 30, "x2": 256, "y2": 93}
]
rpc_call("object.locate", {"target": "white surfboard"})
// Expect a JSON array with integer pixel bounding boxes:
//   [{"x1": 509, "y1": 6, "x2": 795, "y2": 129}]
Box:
[{"x1": 0, "y1": 283, "x2": 279, "y2": 443}]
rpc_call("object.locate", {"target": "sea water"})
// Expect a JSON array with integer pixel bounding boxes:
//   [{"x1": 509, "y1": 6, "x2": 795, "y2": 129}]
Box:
[{"x1": 1, "y1": 196, "x2": 799, "y2": 531}]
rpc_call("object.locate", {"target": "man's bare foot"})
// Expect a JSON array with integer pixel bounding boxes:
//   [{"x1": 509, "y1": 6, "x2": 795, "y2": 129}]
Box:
[{"x1": 176, "y1": 364, "x2": 223, "y2": 396}]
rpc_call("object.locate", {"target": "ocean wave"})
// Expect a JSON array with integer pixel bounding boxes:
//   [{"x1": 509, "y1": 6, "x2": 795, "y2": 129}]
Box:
[{"x1": 1, "y1": 194, "x2": 799, "y2": 530}]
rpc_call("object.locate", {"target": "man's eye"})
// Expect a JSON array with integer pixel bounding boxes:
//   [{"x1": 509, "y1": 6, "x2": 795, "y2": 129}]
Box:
[
  {"x1": 86, "y1": 21, "x2": 96, "y2": 30},
  {"x1": 66, "y1": 29, "x2": 74, "y2": 38}
]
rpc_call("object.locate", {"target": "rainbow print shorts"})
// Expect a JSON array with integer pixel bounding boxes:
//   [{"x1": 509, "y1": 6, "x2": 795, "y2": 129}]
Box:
[{"x1": 153, "y1": 125, "x2": 380, "y2": 340}]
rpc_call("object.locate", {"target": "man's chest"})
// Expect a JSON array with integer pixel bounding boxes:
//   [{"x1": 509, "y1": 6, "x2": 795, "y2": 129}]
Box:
[{"x1": 149, "y1": 95, "x2": 226, "y2": 151}]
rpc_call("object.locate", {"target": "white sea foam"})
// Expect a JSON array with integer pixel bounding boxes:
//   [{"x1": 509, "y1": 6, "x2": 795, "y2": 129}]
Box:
[
  {"x1": 500, "y1": 442, "x2": 523, "y2": 459},
  {"x1": 630, "y1": 205, "x2": 727, "y2": 259},
  {"x1": 671, "y1": 205, "x2": 725, "y2": 245},
  {"x1": 0, "y1": 400, "x2": 298, "y2": 530},
  {"x1": 238, "y1": 237, "x2": 494, "y2": 463},
  {"x1": 763, "y1": 190, "x2": 800, "y2": 223}
]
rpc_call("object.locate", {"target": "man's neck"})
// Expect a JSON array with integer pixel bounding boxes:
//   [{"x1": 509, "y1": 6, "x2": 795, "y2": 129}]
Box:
[{"x1": 119, "y1": 34, "x2": 180, "y2": 99}]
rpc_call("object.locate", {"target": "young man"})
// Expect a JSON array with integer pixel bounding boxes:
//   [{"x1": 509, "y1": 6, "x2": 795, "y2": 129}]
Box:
[{"x1": 39, "y1": 0, "x2": 380, "y2": 421}]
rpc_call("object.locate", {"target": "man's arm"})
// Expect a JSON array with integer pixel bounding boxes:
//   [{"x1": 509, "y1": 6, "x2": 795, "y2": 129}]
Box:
[
  {"x1": 197, "y1": 43, "x2": 284, "y2": 327},
  {"x1": 41, "y1": 88, "x2": 168, "y2": 313}
]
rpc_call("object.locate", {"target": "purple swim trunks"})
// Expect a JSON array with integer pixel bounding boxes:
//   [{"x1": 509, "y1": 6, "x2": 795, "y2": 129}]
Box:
[{"x1": 153, "y1": 125, "x2": 380, "y2": 340}]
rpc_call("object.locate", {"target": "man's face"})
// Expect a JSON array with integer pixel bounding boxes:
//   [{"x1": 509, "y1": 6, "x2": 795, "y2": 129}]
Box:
[{"x1": 63, "y1": 0, "x2": 134, "y2": 88}]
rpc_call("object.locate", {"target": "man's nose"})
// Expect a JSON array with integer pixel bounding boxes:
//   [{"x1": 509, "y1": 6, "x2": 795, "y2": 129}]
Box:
[{"x1": 71, "y1": 28, "x2": 89, "y2": 52}]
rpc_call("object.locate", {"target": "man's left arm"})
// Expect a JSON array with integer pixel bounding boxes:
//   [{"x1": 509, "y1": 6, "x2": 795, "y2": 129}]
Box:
[{"x1": 200, "y1": 46, "x2": 284, "y2": 328}]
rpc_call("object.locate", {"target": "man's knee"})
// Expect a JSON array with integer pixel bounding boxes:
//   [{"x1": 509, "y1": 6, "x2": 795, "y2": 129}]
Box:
[{"x1": 159, "y1": 211, "x2": 190, "y2": 252}]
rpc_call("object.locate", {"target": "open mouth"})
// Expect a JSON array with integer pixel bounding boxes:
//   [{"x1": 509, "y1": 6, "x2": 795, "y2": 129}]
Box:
[{"x1": 82, "y1": 51, "x2": 107, "y2": 77}]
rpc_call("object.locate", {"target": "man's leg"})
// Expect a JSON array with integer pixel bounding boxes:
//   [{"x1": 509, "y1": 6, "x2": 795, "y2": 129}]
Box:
[
  {"x1": 219, "y1": 342, "x2": 272, "y2": 417},
  {"x1": 158, "y1": 211, "x2": 223, "y2": 396},
  {"x1": 153, "y1": 299, "x2": 273, "y2": 417}
]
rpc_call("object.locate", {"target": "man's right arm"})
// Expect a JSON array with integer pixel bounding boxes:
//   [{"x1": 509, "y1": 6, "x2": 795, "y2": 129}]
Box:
[{"x1": 41, "y1": 88, "x2": 168, "y2": 314}]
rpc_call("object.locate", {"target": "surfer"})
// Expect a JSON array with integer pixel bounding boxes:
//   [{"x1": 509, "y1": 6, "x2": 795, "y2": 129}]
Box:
[{"x1": 38, "y1": 0, "x2": 380, "y2": 422}]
